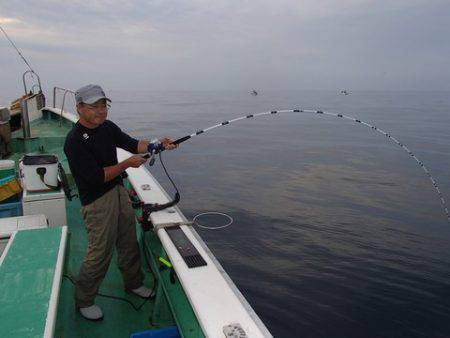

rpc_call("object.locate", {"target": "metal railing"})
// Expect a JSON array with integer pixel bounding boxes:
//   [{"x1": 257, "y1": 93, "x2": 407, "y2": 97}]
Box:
[
  {"x1": 53, "y1": 86, "x2": 75, "y2": 126},
  {"x1": 18, "y1": 70, "x2": 45, "y2": 138},
  {"x1": 23, "y1": 70, "x2": 42, "y2": 94}
]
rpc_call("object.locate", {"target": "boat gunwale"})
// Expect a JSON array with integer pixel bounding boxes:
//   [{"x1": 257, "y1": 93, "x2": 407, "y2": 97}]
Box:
[{"x1": 118, "y1": 149, "x2": 272, "y2": 337}]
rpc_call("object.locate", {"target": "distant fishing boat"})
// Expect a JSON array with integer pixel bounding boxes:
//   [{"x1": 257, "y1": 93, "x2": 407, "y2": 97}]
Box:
[{"x1": 340, "y1": 89, "x2": 351, "y2": 95}]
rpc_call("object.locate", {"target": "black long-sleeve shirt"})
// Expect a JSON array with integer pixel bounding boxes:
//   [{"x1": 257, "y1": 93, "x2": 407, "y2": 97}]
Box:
[{"x1": 64, "y1": 120, "x2": 138, "y2": 206}]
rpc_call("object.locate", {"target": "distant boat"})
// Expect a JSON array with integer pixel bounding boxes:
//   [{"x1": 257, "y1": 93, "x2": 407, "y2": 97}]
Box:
[
  {"x1": 340, "y1": 89, "x2": 351, "y2": 95},
  {"x1": 251, "y1": 90, "x2": 258, "y2": 96}
]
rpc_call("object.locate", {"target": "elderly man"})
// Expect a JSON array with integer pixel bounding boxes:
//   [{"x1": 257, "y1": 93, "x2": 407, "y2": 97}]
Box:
[{"x1": 64, "y1": 84, "x2": 177, "y2": 321}]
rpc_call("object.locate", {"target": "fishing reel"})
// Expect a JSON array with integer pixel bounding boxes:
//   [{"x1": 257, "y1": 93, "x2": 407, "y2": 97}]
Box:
[
  {"x1": 136, "y1": 139, "x2": 180, "y2": 231},
  {"x1": 145, "y1": 139, "x2": 165, "y2": 166}
]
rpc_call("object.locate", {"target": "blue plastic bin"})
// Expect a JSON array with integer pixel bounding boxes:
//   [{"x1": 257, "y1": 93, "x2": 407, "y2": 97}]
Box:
[
  {"x1": 0, "y1": 197, "x2": 23, "y2": 218},
  {"x1": 130, "y1": 326, "x2": 180, "y2": 338}
]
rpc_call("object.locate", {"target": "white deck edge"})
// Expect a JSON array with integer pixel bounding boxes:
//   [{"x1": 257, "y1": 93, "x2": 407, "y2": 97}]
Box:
[
  {"x1": 190, "y1": 229, "x2": 273, "y2": 337},
  {"x1": 42, "y1": 107, "x2": 78, "y2": 124},
  {"x1": 117, "y1": 148, "x2": 272, "y2": 338},
  {"x1": 0, "y1": 214, "x2": 49, "y2": 238},
  {"x1": 0, "y1": 231, "x2": 17, "y2": 268},
  {"x1": 44, "y1": 226, "x2": 68, "y2": 338}
]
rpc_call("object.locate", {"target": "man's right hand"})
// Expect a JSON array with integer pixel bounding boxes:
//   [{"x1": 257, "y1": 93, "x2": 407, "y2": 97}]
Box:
[
  {"x1": 104, "y1": 155, "x2": 148, "y2": 182},
  {"x1": 125, "y1": 155, "x2": 147, "y2": 168}
]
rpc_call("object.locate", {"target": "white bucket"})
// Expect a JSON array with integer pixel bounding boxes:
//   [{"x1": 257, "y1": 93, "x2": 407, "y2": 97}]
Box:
[{"x1": 19, "y1": 154, "x2": 59, "y2": 192}]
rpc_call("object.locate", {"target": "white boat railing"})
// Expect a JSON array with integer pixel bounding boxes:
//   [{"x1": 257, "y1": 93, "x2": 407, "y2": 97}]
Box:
[
  {"x1": 52, "y1": 86, "x2": 75, "y2": 110},
  {"x1": 52, "y1": 87, "x2": 75, "y2": 126},
  {"x1": 22, "y1": 70, "x2": 42, "y2": 95}
]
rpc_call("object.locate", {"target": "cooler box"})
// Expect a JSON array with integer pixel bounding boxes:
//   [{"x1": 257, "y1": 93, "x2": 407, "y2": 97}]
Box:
[
  {"x1": 19, "y1": 154, "x2": 59, "y2": 192},
  {"x1": 22, "y1": 188, "x2": 66, "y2": 227}
]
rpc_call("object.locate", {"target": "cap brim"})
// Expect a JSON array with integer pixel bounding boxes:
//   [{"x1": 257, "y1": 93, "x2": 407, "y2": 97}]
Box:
[{"x1": 83, "y1": 95, "x2": 112, "y2": 104}]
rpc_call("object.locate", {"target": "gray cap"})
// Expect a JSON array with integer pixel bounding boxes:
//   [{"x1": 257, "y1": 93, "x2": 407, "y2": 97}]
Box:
[{"x1": 75, "y1": 84, "x2": 111, "y2": 104}]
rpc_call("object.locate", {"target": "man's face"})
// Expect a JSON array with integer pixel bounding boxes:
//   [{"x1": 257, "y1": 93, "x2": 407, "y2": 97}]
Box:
[{"x1": 77, "y1": 99, "x2": 108, "y2": 127}]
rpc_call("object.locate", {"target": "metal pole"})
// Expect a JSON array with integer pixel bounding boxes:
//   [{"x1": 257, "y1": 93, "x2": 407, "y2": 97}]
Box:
[
  {"x1": 59, "y1": 90, "x2": 70, "y2": 127},
  {"x1": 20, "y1": 98, "x2": 31, "y2": 139}
]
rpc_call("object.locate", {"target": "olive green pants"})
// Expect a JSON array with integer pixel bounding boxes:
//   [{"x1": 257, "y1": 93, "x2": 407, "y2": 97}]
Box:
[{"x1": 75, "y1": 184, "x2": 143, "y2": 308}]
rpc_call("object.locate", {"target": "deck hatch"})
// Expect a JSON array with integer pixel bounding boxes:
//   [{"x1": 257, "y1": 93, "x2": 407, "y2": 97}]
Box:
[{"x1": 166, "y1": 226, "x2": 207, "y2": 268}]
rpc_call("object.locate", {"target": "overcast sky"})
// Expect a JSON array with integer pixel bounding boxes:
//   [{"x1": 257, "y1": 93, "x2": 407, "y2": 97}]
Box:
[{"x1": 1, "y1": 0, "x2": 450, "y2": 96}]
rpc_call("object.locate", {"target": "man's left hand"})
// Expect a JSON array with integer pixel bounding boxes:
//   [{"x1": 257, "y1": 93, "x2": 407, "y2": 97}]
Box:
[{"x1": 159, "y1": 137, "x2": 178, "y2": 150}]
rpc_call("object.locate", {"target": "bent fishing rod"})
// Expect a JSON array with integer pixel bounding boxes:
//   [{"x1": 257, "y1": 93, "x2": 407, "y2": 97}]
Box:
[{"x1": 151, "y1": 108, "x2": 449, "y2": 224}]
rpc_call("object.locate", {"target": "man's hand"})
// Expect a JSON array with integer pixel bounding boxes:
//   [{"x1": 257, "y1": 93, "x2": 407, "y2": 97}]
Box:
[
  {"x1": 137, "y1": 138, "x2": 179, "y2": 154},
  {"x1": 159, "y1": 137, "x2": 178, "y2": 150},
  {"x1": 125, "y1": 155, "x2": 147, "y2": 168},
  {"x1": 104, "y1": 155, "x2": 147, "y2": 182}
]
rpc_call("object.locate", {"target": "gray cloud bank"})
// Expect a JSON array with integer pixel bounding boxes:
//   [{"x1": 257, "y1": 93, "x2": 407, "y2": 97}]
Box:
[{"x1": 1, "y1": 0, "x2": 450, "y2": 95}]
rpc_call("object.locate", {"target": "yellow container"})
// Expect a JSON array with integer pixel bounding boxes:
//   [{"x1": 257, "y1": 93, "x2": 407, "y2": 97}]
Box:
[{"x1": 0, "y1": 178, "x2": 22, "y2": 202}]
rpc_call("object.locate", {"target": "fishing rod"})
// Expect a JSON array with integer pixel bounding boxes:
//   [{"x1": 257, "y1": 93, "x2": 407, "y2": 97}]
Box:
[
  {"x1": 0, "y1": 24, "x2": 34, "y2": 73},
  {"x1": 166, "y1": 108, "x2": 449, "y2": 224}
]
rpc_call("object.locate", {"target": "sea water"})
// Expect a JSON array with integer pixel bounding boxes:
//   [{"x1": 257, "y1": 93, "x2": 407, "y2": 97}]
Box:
[{"x1": 47, "y1": 90, "x2": 450, "y2": 337}]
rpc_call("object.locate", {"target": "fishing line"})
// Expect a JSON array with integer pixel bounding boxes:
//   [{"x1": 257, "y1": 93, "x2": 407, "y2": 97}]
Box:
[
  {"x1": 193, "y1": 212, "x2": 234, "y2": 230},
  {"x1": 171, "y1": 108, "x2": 450, "y2": 224},
  {"x1": 0, "y1": 24, "x2": 34, "y2": 73},
  {"x1": 156, "y1": 152, "x2": 234, "y2": 229},
  {"x1": 158, "y1": 151, "x2": 179, "y2": 197}
]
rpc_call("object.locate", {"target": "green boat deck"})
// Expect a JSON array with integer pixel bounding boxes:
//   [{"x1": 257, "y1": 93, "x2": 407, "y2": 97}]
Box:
[
  {"x1": 56, "y1": 196, "x2": 158, "y2": 337},
  {"x1": 4, "y1": 110, "x2": 204, "y2": 338},
  {"x1": 0, "y1": 226, "x2": 65, "y2": 337}
]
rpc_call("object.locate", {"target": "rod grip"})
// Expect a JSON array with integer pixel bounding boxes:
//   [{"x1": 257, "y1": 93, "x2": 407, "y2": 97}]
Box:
[{"x1": 173, "y1": 135, "x2": 191, "y2": 145}]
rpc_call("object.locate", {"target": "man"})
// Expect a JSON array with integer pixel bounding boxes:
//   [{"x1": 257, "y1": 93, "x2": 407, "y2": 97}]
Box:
[
  {"x1": 64, "y1": 84, "x2": 177, "y2": 321},
  {"x1": 0, "y1": 106, "x2": 11, "y2": 158}
]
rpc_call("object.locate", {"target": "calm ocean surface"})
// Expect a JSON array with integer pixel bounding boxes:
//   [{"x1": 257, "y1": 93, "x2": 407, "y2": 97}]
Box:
[
  {"x1": 106, "y1": 90, "x2": 450, "y2": 338},
  {"x1": 20, "y1": 90, "x2": 450, "y2": 337}
]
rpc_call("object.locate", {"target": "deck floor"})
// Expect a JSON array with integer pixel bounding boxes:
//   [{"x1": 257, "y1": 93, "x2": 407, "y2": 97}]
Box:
[
  {"x1": 10, "y1": 117, "x2": 71, "y2": 170},
  {"x1": 55, "y1": 178, "x2": 159, "y2": 337},
  {"x1": 10, "y1": 117, "x2": 160, "y2": 337}
]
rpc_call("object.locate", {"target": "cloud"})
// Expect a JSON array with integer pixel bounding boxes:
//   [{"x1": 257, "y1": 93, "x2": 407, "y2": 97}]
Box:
[
  {"x1": 1, "y1": 0, "x2": 450, "y2": 93},
  {"x1": 0, "y1": 17, "x2": 21, "y2": 25}
]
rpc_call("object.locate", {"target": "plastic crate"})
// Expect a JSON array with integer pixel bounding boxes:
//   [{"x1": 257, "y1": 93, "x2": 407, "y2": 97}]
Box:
[
  {"x1": 130, "y1": 326, "x2": 180, "y2": 338},
  {"x1": 0, "y1": 198, "x2": 23, "y2": 218},
  {"x1": 0, "y1": 175, "x2": 21, "y2": 202},
  {"x1": 0, "y1": 160, "x2": 15, "y2": 180}
]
